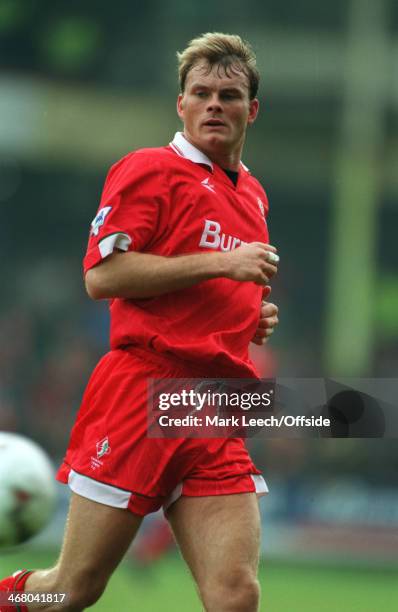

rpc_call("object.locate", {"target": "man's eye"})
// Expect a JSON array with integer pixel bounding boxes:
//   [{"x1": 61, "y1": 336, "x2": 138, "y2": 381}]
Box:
[{"x1": 196, "y1": 91, "x2": 207, "y2": 98}]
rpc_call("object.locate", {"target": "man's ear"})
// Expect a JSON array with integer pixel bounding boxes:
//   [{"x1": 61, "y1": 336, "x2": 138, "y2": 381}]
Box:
[
  {"x1": 247, "y1": 98, "x2": 259, "y2": 125},
  {"x1": 177, "y1": 94, "x2": 184, "y2": 120}
]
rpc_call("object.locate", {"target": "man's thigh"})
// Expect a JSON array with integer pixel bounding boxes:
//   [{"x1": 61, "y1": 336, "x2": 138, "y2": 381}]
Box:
[
  {"x1": 167, "y1": 493, "x2": 261, "y2": 586},
  {"x1": 56, "y1": 492, "x2": 143, "y2": 585}
]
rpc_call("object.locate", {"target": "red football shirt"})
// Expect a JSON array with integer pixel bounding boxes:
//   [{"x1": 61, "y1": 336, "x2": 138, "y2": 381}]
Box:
[{"x1": 84, "y1": 132, "x2": 270, "y2": 377}]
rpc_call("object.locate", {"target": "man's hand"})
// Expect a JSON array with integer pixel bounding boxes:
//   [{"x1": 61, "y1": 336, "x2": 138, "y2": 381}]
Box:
[
  {"x1": 223, "y1": 242, "x2": 279, "y2": 285},
  {"x1": 251, "y1": 287, "x2": 279, "y2": 345}
]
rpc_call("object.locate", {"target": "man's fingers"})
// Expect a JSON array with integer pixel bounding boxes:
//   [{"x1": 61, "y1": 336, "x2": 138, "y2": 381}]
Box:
[
  {"x1": 251, "y1": 336, "x2": 267, "y2": 345},
  {"x1": 260, "y1": 310, "x2": 278, "y2": 323},
  {"x1": 253, "y1": 245, "x2": 280, "y2": 264},
  {"x1": 252, "y1": 332, "x2": 267, "y2": 344},
  {"x1": 265, "y1": 251, "x2": 279, "y2": 264},
  {"x1": 261, "y1": 302, "x2": 279, "y2": 317},
  {"x1": 251, "y1": 242, "x2": 278, "y2": 253},
  {"x1": 261, "y1": 261, "x2": 278, "y2": 279},
  {"x1": 254, "y1": 326, "x2": 274, "y2": 337},
  {"x1": 257, "y1": 317, "x2": 278, "y2": 329},
  {"x1": 252, "y1": 328, "x2": 274, "y2": 344}
]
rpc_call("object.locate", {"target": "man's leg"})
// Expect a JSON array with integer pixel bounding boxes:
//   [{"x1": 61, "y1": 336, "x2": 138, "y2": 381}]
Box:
[
  {"x1": 25, "y1": 493, "x2": 143, "y2": 612},
  {"x1": 168, "y1": 493, "x2": 261, "y2": 612}
]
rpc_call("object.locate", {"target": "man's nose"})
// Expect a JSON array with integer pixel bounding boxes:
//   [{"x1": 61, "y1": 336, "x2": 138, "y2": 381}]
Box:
[{"x1": 206, "y1": 94, "x2": 222, "y2": 112}]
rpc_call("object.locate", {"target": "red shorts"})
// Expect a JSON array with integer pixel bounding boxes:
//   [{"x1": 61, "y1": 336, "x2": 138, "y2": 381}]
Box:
[{"x1": 57, "y1": 346, "x2": 268, "y2": 516}]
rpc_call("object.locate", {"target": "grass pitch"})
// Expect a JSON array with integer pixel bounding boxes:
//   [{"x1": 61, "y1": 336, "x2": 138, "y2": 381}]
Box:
[{"x1": 1, "y1": 549, "x2": 397, "y2": 611}]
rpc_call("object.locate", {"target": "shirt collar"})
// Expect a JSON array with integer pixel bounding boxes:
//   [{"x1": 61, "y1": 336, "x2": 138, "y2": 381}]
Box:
[
  {"x1": 169, "y1": 131, "x2": 250, "y2": 174},
  {"x1": 170, "y1": 132, "x2": 213, "y2": 170}
]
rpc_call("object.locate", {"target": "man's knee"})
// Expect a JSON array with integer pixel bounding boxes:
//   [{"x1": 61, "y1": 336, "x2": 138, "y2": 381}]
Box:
[
  {"x1": 68, "y1": 580, "x2": 106, "y2": 611},
  {"x1": 54, "y1": 567, "x2": 108, "y2": 611},
  {"x1": 201, "y1": 567, "x2": 260, "y2": 612}
]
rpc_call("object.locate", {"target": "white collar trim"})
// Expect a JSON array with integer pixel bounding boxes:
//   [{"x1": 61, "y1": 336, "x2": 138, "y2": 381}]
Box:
[
  {"x1": 170, "y1": 132, "x2": 213, "y2": 169},
  {"x1": 169, "y1": 131, "x2": 250, "y2": 174}
]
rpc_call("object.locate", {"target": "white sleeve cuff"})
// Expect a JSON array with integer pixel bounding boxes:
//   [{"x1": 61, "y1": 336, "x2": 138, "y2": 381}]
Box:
[{"x1": 98, "y1": 232, "x2": 132, "y2": 259}]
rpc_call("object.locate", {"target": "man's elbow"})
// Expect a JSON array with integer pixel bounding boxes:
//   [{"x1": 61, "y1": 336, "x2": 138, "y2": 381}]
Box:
[{"x1": 85, "y1": 267, "x2": 109, "y2": 300}]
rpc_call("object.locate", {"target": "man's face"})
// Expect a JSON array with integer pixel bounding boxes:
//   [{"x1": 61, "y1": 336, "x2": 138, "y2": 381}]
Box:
[{"x1": 177, "y1": 61, "x2": 259, "y2": 160}]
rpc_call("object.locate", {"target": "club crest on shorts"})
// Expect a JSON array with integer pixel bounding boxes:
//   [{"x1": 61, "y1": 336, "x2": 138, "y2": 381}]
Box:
[
  {"x1": 97, "y1": 437, "x2": 111, "y2": 459},
  {"x1": 90, "y1": 437, "x2": 111, "y2": 470},
  {"x1": 90, "y1": 206, "x2": 112, "y2": 236}
]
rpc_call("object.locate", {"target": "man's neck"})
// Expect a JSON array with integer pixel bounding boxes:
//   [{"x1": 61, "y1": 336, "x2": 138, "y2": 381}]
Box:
[
  {"x1": 183, "y1": 132, "x2": 242, "y2": 172},
  {"x1": 207, "y1": 152, "x2": 241, "y2": 172}
]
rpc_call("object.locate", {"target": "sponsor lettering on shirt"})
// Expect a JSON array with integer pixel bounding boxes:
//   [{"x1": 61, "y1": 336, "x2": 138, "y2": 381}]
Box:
[{"x1": 199, "y1": 219, "x2": 247, "y2": 252}]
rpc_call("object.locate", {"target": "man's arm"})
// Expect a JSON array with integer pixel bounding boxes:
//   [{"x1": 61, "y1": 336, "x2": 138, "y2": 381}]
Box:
[{"x1": 85, "y1": 242, "x2": 279, "y2": 300}]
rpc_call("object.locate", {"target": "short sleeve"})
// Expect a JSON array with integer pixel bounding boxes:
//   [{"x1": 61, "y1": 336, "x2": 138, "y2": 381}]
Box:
[{"x1": 83, "y1": 151, "x2": 169, "y2": 273}]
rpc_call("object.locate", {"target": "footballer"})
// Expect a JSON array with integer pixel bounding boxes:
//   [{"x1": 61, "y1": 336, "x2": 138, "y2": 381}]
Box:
[{"x1": 1, "y1": 32, "x2": 279, "y2": 612}]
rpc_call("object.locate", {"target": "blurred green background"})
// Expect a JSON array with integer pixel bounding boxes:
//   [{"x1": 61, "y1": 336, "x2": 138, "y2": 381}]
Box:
[
  {"x1": 1, "y1": 0, "x2": 397, "y2": 609},
  {"x1": 1, "y1": 550, "x2": 398, "y2": 612}
]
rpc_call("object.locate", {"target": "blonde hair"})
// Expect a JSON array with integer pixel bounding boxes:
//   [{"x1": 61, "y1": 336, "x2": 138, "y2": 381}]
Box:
[{"x1": 177, "y1": 32, "x2": 259, "y2": 100}]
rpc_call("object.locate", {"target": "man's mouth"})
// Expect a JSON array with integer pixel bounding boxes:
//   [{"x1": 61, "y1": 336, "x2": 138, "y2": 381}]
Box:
[{"x1": 203, "y1": 119, "x2": 226, "y2": 127}]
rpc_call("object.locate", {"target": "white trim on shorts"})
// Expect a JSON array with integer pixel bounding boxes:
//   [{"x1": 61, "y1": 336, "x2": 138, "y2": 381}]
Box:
[
  {"x1": 251, "y1": 474, "x2": 269, "y2": 495},
  {"x1": 68, "y1": 469, "x2": 131, "y2": 509},
  {"x1": 163, "y1": 474, "x2": 269, "y2": 512},
  {"x1": 68, "y1": 469, "x2": 268, "y2": 513}
]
